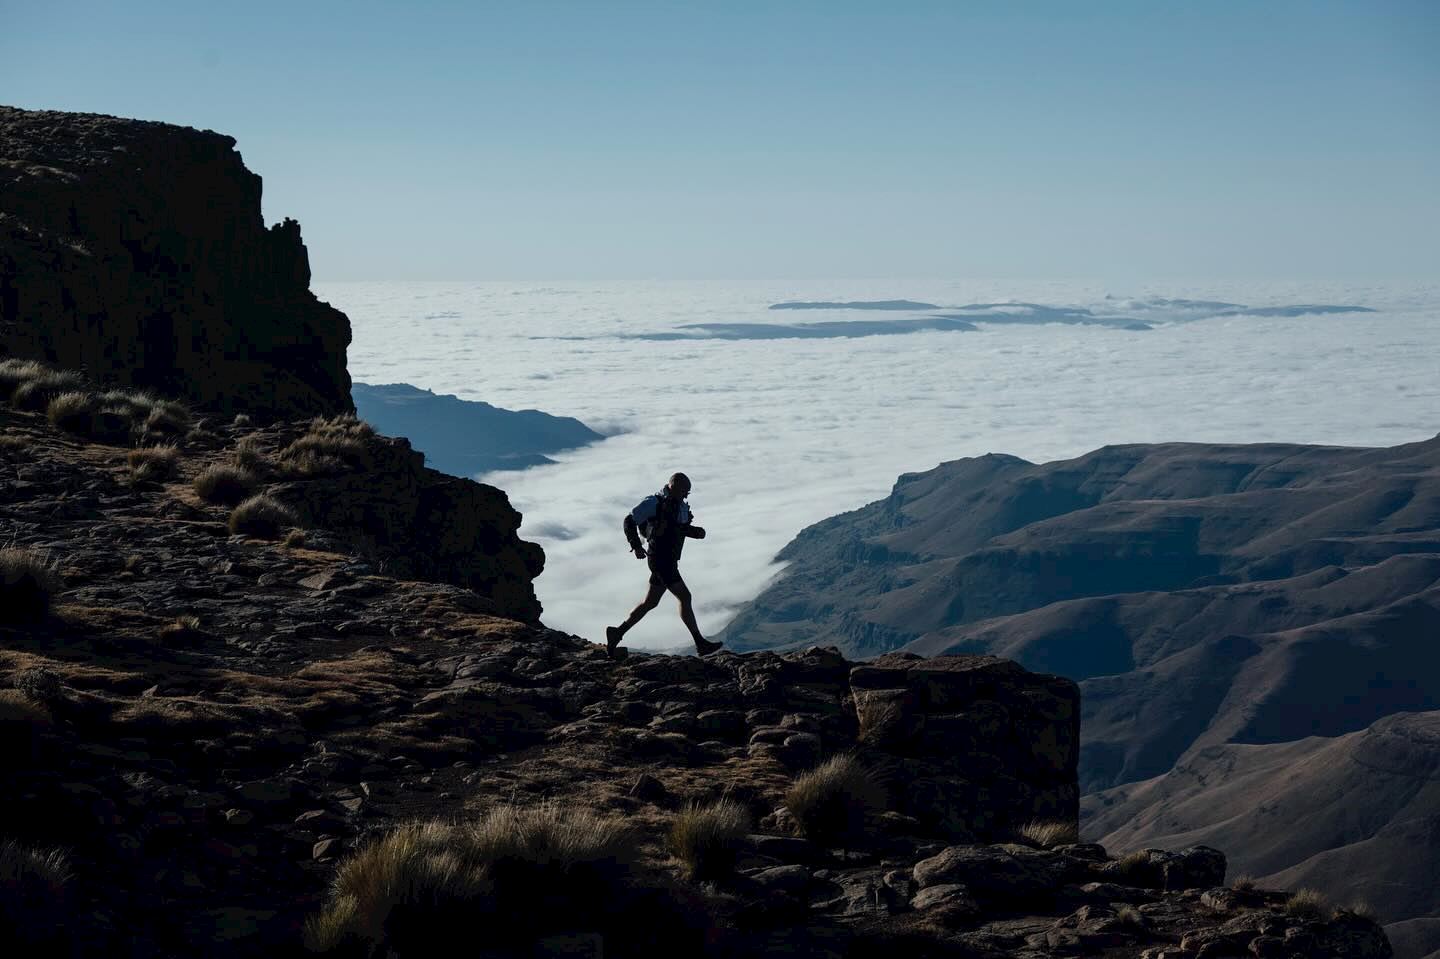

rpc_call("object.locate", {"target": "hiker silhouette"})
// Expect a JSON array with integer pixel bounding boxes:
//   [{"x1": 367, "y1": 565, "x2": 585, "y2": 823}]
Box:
[{"x1": 606, "y1": 472, "x2": 723, "y2": 657}]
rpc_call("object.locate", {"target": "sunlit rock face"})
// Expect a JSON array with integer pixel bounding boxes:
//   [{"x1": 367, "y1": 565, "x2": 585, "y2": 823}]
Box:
[{"x1": 0, "y1": 105, "x2": 352, "y2": 418}]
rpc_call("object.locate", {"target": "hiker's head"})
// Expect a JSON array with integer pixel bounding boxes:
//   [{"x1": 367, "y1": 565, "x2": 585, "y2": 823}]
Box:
[{"x1": 667, "y1": 472, "x2": 692, "y2": 498}]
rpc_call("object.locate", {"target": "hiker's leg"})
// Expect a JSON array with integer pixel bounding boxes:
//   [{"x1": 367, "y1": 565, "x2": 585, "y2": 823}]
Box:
[
  {"x1": 616, "y1": 581, "x2": 665, "y2": 637},
  {"x1": 668, "y1": 579, "x2": 706, "y2": 646}
]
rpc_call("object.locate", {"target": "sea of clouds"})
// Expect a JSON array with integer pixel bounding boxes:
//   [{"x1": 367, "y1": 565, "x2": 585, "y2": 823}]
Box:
[{"x1": 315, "y1": 279, "x2": 1440, "y2": 651}]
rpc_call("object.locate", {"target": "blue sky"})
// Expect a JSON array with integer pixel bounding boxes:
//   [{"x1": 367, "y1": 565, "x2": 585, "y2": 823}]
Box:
[{"x1": 3, "y1": 1, "x2": 1437, "y2": 280}]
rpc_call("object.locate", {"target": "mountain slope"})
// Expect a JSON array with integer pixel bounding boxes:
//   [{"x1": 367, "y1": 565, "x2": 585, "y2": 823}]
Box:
[{"x1": 1085, "y1": 711, "x2": 1440, "y2": 956}]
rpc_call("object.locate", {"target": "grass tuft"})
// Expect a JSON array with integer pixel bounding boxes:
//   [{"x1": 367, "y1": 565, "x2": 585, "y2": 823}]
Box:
[
  {"x1": 127, "y1": 445, "x2": 180, "y2": 482},
  {"x1": 11, "y1": 370, "x2": 86, "y2": 412},
  {"x1": 0, "y1": 838, "x2": 72, "y2": 947},
  {"x1": 193, "y1": 464, "x2": 257, "y2": 505},
  {"x1": 143, "y1": 400, "x2": 192, "y2": 436},
  {"x1": 0, "y1": 548, "x2": 60, "y2": 623},
  {"x1": 1285, "y1": 887, "x2": 1330, "y2": 921},
  {"x1": 784, "y1": 754, "x2": 883, "y2": 843},
  {"x1": 229, "y1": 495, "x2": 298, "y2": 539},
  {"x1": 1016, "y1": 819, "x2": 1079, "y2": 849},
  {"x1": 306, "y1": 805, "x2": 635, "y2": 955},
  {"x1": 0, "y1": 359, "x2": 52, "y2": 399},
  {"x1": 1335, "y1": 900, "x2": 1378, "y2": 921},
  {"x1": 1231, "y1": 874, "x2": 1256, "y2": 892},
  {"x1": 283, "y1": 529, "x2": 308, "y2": 548},
  {"x1": 159, "y1": 615, "x2": 205, "y2": 644},
  {"x1": 279, "y1": 415, "x2": 375, "y2": 476},
  {"x1": 45, "y1": 391, "x2": 97, "y2": 434},
  {"x1": 1116, "y1": 904, "x2": 1147, "y2": 929},
  {"x1": 13, "y1": 668, "x2": 62, "y2": 705},
  {"x1": 668, "y1": 800, "x2": 750, "y2": 880},
  {"x1": 232, "y1": 435, "x2": 268, "y2": 472}
]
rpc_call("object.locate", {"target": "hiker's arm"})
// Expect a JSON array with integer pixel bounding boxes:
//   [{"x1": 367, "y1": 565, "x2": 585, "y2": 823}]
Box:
[
  {"x1": 623, "y1": 515, "x2": 645, "y2": 556},
  {"x1": 684, "y1": 524, "x2": 706, "y2": 539}
]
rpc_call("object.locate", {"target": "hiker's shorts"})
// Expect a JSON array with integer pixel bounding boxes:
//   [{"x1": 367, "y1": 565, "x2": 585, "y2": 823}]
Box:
[{"x1": 647, "y1": 554, "x2": 683, "y2": 589}]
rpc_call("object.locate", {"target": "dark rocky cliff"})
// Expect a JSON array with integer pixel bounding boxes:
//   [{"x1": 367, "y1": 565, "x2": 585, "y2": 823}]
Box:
[{"x1": 0, "y1": 105, "x2": 352, "y2": 418}]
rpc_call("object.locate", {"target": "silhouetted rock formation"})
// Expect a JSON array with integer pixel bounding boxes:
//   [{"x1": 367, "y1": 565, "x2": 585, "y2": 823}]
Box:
[
  {"x1": 0, "y1": 105, "x2": 352, "y2": 418},
  {"x1": 352, "y1": 382, "x2": 601, "y2": 476}
]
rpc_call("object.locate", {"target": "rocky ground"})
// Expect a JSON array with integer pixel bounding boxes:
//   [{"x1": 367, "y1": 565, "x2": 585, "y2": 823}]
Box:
[{"x1": 0, "y1": 403, "x2": 1393, "y2": 957}]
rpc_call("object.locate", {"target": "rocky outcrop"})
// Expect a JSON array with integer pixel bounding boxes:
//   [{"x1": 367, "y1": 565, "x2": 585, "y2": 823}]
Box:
[
  {"x1": 263, "y1": 424, "x2": 545, "y2": 621},
  {"x1": 0, "y1": 105, "x2": 351, "y2": 418},
  {"x1": 851, "y1": 653, "x2": 1080, "y2": 839}
]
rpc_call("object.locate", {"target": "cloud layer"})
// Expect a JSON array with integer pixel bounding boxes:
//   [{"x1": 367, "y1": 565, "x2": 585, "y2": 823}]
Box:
[{"x1": 321, "y1": 279, "x2": 1440, "y2": 651}]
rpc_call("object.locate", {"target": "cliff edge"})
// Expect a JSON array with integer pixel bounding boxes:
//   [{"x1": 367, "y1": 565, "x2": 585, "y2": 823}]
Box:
[{"x1": 0, "y1": 105, "x2": 352, "y2": 418}]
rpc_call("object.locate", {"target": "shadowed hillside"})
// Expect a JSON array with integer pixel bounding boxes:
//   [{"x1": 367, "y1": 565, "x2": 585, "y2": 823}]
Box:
[{"x1": 1086, "y1": 711, "x2": 1440, "y2": 956}]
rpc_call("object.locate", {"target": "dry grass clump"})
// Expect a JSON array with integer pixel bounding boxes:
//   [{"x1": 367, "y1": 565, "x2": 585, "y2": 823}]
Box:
[
  {"x1": 668, "y1": 800, "x2": 750, "y2": 880},
  {"x1": 13, "y1": 667, "x2": 62, "y2": 705},
  {"x1": 159, "y1": 615, "x2": 205, "y2": 644},
  {"x1": 1231, "y1": 874, "x2": 1257, "y2": 892},
  {"x1": 11, "y1": 369, "x2": 85, "y2": 412},
  {"x1": 283, "y1": 529, "x2": 308, "y2": 548},
  {"x1": 0, "y1": 357, "x2": 191, "y2": 445},
  {"x1": 229, "y1": 495, "x2": 298, "y2": 539},
  {"x1": 1285, "y1": 887, "x2": 1330, "y2": 920},
  {"x1": 0, "y1": 359, "x2": 52, "y2": 397},
  {"x1": 784, "y1": 754, "x2": 883, "y2": 843},
  {"x1": 96, "y1": 388, "x2": 158, "y2": 418},
  {"x1": 233, "y1": 413, "x2": 254, "y2": 428},
  {"x1": 1017, "y1": 819, "x2": 1079, "y2": 849},
  {"x1": 305, "y1": 805, "x2": 637, "y2": 955},
  {"x1": 1336, "y1": 900, "x2": 1378, "y2": 921},
  {"x1": 1116, "y1": 904, "x2": 1147, "y2": 929},
  {"x1": 0, "y1": 839, "x2": 72, "y2": 949},
  {"x1": 192, "y1": 463, "x2": 257, "y2": 505},
  {"x1": 126, "y1": 444, "x2": 180, "y2": 482},
  {"x1": 48, "y1": 390, "x2": 136, "y2": 443},
  {"x1": 45, "y1": 391, "x2": 96, "y2": 433},
  {"x1": 232, "y1": 434, "x2": 268, "y2": 472},
  {"x1": 0, "y1": 548, "x2": 61, "y2": 623},
  {"x1": 142, "y1": 400, "x2": 191, "y2": 437},
  {"x1": 278, "y1": 414, "x2": 375, "y2": 477}
]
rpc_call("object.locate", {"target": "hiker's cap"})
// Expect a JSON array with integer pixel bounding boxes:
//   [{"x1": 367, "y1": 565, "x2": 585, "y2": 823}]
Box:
[{"x1": 669, "y1": 472, "x2": 691, "y2": 492}]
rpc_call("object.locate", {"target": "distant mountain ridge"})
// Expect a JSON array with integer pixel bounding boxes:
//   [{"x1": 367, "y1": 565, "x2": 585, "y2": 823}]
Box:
[
  {"x1": 769, "y1": 299, "x2": 939, "y2": 310},
  {"x1": 352, "y1": 382, "x2": 602, "y2": 477}
]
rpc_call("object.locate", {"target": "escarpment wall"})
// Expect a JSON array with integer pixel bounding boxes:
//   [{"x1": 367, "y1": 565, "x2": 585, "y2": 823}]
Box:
[
  {"x1": 268, "y1": 429, "x2": 545, "y2": 622},
  {"x1": 0, "y1": 105, "x2": 352, "y2": 417}
]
